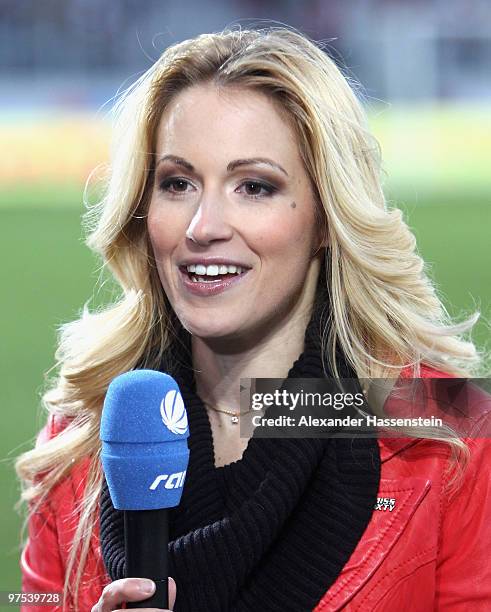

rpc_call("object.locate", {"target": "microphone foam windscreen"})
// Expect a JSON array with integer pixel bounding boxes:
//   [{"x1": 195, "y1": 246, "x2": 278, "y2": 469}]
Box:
[{"x1": 100, "y1": 370, "x2": 190, "y2": 510}]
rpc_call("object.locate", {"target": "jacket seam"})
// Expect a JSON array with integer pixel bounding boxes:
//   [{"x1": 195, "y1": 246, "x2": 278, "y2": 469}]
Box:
[
  {"x1": 353, "y1": 546, "x2": 436, "y2": 610},
  {"x1": 437, "y1": 445, "x2": 452, "y2": 561}
]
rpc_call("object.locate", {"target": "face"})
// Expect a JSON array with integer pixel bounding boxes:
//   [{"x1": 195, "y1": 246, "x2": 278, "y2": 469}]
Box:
[{"x1": 147, "y1": 82, "x2": 323, "y2": 345}]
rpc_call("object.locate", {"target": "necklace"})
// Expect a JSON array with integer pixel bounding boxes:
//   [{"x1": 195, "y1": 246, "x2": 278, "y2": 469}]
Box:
[{"x1": 203, "y1": 402, "x2": 254, "y2": 424}]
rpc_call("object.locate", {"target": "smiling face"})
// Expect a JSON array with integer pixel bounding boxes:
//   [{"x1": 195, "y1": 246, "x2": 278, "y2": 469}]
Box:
[{"x1": 147, "y1": 82, "x2": 324, "y2": 345}]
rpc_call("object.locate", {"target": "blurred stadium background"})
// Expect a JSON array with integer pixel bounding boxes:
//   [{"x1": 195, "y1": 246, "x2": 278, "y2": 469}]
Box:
[{"x1": 1, "y1": 0, "x2": 490, "y2": 594}]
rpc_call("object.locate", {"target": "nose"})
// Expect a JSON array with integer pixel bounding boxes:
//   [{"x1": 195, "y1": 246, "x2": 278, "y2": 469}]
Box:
[{"x1": 185, "y1": 193, "x2": 233, "y2": 245}]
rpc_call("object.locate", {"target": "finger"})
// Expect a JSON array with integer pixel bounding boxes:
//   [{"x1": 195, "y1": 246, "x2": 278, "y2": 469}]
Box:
[
  {"x1": 92, "y1": 578, "x2": 155, "y2": 612},
  {"x1": 118, "y1": 576, "x2": 177, "y2": 612},
  {"x1": 121, "y1": 577, "x2": 177, "y2": 611},
  {"x1": 118, "y1": 577, "x2": 176, "y2": 612},
  {"x1": 119, "y1": 576, "x2": 177, "y2": 611},
  {"x1": 115, "y1": 577, "x2": 177, "y2": 612},
  {"x1": 168, "y1": 576, "x2": 177, "y2": 610}
]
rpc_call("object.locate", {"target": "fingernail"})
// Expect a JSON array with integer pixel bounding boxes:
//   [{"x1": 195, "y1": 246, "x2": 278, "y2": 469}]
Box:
[{"x1": 140, "y1": 579, "x2": 155, "y2": 595}]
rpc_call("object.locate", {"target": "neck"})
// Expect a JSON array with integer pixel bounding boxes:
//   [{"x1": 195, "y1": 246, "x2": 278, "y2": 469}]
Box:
[{"x1": 192, "y1": 271, "x2": 321, "y2": 423}]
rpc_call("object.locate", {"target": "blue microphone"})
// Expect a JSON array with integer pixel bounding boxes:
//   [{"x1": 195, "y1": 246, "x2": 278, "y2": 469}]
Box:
[{"x1": 100, "y1": 370, "x2": 190, "y2": 609}]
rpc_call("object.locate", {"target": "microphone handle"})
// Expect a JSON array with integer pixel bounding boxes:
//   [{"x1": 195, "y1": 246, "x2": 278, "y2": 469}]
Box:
[{"x1": 124, "y1": 509, "x2": 169, "y2": 609}]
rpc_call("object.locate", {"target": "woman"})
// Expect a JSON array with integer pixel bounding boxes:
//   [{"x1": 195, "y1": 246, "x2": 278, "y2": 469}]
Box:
[{"x1": 17, "y1": 27, "x2": 491, "y2": 611}]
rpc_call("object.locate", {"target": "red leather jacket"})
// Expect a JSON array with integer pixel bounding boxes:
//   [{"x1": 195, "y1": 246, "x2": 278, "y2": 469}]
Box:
[{"x1": 21, "y1": 367, "x2": 491, "y2": 611}]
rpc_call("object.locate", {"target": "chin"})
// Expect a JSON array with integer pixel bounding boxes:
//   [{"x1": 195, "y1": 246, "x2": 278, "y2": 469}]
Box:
[{"x1": 178, "y1": 313, "x2": 242, "y2": 340}]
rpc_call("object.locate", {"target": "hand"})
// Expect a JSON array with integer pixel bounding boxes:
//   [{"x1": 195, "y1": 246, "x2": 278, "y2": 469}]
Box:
[{"x1": 91, "y1": 577, "x2": 177, "y2": 611}]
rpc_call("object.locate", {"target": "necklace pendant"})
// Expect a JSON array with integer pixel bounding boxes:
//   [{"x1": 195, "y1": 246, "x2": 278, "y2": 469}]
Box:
[{"x1": 231, "y1": 415, "x2": 239, "y2": 424}]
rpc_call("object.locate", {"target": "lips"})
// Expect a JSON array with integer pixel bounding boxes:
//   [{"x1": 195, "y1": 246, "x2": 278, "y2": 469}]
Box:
[{"x1": 178, "y1": 266, "x2": 250, "y2": 297}]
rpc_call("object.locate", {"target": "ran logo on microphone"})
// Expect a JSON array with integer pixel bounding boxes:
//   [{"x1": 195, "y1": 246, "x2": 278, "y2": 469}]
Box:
[{"x1": 149, "y1": 470, "x2": 187, "y2": 490}]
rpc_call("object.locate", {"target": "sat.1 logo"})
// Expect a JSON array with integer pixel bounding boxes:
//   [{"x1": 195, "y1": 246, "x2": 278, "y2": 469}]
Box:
[{"x1": 160, "y1": 389, "x2": 188, "y2": 435}]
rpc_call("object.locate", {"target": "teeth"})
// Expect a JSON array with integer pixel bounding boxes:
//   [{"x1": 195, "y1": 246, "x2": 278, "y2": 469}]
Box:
[
  {"x1": 185, "y1": 263, "x2": 246, "y2": 276},
  {"x1": 206, "y1": 265, "x2": 219, "y2": 276}
]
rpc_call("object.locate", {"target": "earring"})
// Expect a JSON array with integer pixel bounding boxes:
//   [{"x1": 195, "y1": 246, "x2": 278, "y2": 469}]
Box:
[
  {"x1": 311, "y1": 244, "x2": 326, "y2": 258},
  {"x1": 311, "y1": 230, "x2": 328, "y2": 258}
]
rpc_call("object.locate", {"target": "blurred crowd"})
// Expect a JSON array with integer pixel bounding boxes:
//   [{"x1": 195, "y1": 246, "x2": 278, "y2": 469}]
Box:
[{"x1": 0, "y1": 0, "x2": 490, "y2": 102}]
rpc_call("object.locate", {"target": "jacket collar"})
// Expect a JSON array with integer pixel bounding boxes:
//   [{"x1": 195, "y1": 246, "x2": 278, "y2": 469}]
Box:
[{"x1": 379, "y1": 436, "x2": 421, "y2": 463}]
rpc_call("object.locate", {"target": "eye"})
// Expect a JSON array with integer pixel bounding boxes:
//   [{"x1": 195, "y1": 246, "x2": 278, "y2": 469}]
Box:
[
  {"x1": 158, "y1": 177, "x2": 194, "y2": 195},
  {"x1": 238, "y1": 180, "x2": 278, "y2": 200}
]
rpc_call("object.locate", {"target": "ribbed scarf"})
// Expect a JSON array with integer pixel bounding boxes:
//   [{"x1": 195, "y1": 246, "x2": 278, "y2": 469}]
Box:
[{"x1": 100, "y1": 288, "x2": 381, "y2": 611}]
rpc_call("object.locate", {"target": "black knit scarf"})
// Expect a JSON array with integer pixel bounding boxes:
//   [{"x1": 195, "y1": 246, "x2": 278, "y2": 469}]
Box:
[{"x1": 100, "y1": 286, "x2": 381, "y2": 611}]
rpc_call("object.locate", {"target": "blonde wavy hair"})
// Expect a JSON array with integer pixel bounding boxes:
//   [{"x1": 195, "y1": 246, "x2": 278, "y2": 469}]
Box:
[{"x1": 16, "y1": 26, "x2": 484, "y2": 609}]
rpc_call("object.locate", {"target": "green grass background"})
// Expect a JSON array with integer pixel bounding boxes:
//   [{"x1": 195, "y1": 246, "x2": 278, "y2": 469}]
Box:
[{"x1": 1, "y1": 107, "x2": 490, "y2": 597}]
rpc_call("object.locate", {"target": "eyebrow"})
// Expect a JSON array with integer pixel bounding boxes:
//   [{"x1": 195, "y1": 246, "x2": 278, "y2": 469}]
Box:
[{"x1": 156, "y1": 154, "x2": 289, "y2": 176}]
